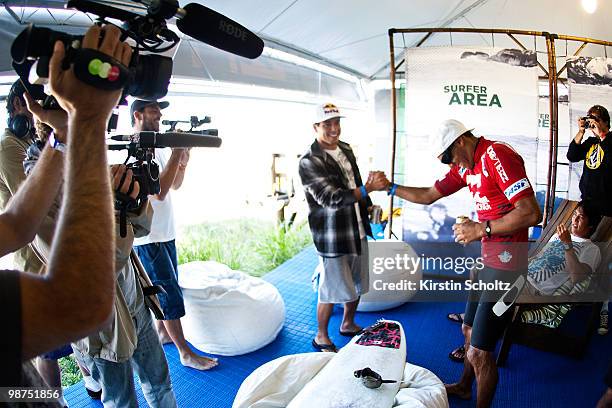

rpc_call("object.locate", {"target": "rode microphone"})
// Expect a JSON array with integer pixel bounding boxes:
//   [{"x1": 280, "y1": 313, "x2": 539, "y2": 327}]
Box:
[
  {"x1": 175, "y1": 3, "x2": 264, "y2": 59},
  {"x1": 110, "y1": 131, "x2": 222, "y2": 148}
]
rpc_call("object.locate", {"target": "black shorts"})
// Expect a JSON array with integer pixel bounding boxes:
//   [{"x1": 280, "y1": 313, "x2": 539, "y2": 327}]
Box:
[
  {"x1": 463, "y1": 266, "x2": 523, "y2": 352},
  {"x1": 606, "y1": 362, "x2": 612, "y2": 389}
]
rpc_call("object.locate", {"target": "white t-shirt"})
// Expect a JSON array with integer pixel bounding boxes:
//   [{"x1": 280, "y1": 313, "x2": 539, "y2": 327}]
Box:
[
  {"x1": 134, "y1": 148, "x2": 176, "y2": 245},
  {"x1": 324, "y1": 147, "x2": 366, "y2": 239},
  {"x1": 527, "y1": 233, "x2": 601, "y2": 295}
]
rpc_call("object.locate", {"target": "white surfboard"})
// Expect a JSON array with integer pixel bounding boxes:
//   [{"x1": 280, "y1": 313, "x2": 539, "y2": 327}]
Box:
[{"x1": 288, "y1": 320, "x2": 406, "y2": 408}]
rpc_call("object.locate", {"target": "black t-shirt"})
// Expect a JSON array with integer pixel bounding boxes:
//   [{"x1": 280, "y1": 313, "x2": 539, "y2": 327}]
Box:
[
  {"x1": 0, "y1": 270, "x2": 21, "y2": 387},
  {"x1": 567, "y1": 133, "x2": 612, "y2": 216}
]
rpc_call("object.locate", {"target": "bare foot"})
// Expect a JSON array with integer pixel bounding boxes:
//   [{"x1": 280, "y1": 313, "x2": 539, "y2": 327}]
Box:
[
  {"x1": 445, "y1": 383, "x2": 472, "y2": 400},
  {"x1": 339, "y1": 323, "x2": 362, "y2": 334},
  {"x1": 180, "y1": 353, "x2": 219, "y2": 371}
]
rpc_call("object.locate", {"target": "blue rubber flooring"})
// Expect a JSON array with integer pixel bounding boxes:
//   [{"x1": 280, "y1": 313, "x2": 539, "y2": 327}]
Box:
[{"x1": 65, "y1": 246, "x2": 611, "y2": 407}]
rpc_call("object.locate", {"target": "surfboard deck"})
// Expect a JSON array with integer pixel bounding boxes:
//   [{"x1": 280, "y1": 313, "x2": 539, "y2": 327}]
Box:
[{"x1": 288, "y1": 320, "x2": 406, "y2": 408}]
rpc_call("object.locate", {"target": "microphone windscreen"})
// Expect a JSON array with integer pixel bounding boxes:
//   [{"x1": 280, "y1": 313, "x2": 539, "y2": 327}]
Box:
[
  {"x1": 155, "y1": 132, "x2": 222, "y2": 148},
  {"x1": 177, "y1": 3, "x2": 264, "y2": 59}
]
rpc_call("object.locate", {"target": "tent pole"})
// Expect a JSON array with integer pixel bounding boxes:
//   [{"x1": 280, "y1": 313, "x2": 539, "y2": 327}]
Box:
[{"x1": 387, "y1": 29, "x2": 398, "y2": 239}]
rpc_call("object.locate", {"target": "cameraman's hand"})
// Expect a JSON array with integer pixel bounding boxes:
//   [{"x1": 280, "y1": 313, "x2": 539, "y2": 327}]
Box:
[
  {"x1": 49, "y1": 24, "x2": 132, "y2": 122},
  {"x1": 23, "y1": 93, "x2": 68, "y2": 142},
  {"x1": 111, "y1": 164, "x2": 140, "y2": 200}
]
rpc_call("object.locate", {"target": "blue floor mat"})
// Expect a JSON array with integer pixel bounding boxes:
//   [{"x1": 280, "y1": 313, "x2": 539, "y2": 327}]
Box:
[{"x1": 65, "y1": 246, "x2": 611, "y2": 407}]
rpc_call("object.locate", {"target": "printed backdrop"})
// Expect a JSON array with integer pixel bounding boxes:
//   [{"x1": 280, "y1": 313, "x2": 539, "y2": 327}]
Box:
[{"x1": 402, "y1": 46, "x2": 539, "y2": 243}]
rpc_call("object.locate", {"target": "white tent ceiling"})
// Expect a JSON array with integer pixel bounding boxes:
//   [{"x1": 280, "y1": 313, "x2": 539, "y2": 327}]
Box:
[{"x1": 1, "y1": 0, "x2": 611, "y2": 82}]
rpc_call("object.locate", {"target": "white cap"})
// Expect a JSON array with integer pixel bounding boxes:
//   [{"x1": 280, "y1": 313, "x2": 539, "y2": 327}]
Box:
[
  {"x1": 431, "y1": 119, "x2": 474, "y2": 157},
  {"x1": 314, "y1": 103, "x2": 344, "y2": 124}
]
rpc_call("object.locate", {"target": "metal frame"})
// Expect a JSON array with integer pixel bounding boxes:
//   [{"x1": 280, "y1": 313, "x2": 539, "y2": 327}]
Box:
[{"x1": 387, "y1": 27, "x2": 612, "y2": 237}]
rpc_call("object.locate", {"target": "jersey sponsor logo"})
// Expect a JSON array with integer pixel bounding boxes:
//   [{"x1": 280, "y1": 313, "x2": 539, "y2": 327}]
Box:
[
  {"x1": 504, "y1": 177, "x2": 531, "y2": 200},
  {"x1": 586, "y1": 143, "x2": 604, "y2": 170},
  {"x1": 487, "y1": 145, "x2": 509, "y2": 183},
  {"x1": 472, "y1": 192, "x2": 491, "y2": 211},
  {"x1": 498, "y1": 250, "x2": 513, "y2": 263},
  {"x1": 481, "y1": 155, "x2": 489, "y2": 177},
  {"x1": 466, "y1": 174, "x2": 482, "y2": 188}
]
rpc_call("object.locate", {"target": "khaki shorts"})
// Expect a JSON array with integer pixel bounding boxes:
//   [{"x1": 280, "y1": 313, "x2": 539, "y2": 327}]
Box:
[{"x1": 318, "y1": 239, "x2": 369, "y2": 303}]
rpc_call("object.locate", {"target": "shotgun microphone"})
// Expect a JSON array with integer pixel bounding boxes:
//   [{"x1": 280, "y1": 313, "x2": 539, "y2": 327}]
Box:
[
  {"x1": 110, "y1": 131, "x2": 222, "y2": 148},
  {"x1": 175, "y1": 3, "x2": 264, "y2": 59}
]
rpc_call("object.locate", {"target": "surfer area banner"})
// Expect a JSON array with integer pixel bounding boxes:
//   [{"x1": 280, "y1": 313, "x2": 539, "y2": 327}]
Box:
[{"x1": 401, "y1": 46, "x2": 539, "y2": 245}]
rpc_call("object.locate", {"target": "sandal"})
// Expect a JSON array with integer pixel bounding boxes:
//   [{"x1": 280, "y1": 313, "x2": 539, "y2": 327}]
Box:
[
  {"x1": 447, "y1": 313, "x2": 464, "y2": 324},
  {"x1": 449, "y1": 345, "x2": 465, "y2": 362},
  {"x1": 312, "y1": 339, "x2": 338, "y2": 353}
]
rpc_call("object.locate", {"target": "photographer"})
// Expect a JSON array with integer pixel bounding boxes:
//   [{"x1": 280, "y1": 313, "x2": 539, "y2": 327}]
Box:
[
  {"x1": 0, "y1": 23, "x2": 128, "y2": 391},
  {"x1": 567, "y1": 105, "x2": 611, "y2": 217},
  {"x1": 132, "y1": 99, "x2": 219, "y2": 371}
]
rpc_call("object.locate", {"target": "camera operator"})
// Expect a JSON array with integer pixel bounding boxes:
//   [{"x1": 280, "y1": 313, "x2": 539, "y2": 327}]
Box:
[
  {"x1": 567, "y1": 105, "x2": 611, "y2": 217},
  {"x1": 1, "y1": 80, "x2": 42, "y2": 273},
  {"x1": 131, "y1": 99, "x2": 219, "y2": 370},
  {"x1": 0, "y1": 23, "x2": 128, "y2": 393}
]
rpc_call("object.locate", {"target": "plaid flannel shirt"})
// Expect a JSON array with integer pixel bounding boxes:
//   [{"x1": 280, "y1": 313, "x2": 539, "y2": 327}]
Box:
[{"x1": 298, "y1": 139, "x2": 372, "y2": 257}]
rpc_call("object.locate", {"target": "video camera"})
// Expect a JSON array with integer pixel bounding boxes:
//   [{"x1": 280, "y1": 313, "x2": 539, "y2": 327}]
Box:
[
  {"x1": 10, "y1": 0, "x2": 264, "y2": 102},
  {"x1": 109, "y1": 130, "x2": 222, "y2": 236}
]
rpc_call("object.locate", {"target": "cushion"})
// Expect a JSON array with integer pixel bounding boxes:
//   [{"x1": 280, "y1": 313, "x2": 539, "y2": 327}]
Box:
[
  {"x1": 233, "y1": 353, "x2": 334, "y2": 408},
  {"x1": 394, "y1": 363, "x2": 448, "y2": 408},
  {"x1": 178, "y1": 261, "x2": 285, "y2": 356}
]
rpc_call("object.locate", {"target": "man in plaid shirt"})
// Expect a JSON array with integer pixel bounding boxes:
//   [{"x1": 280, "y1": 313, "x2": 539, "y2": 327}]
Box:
[{"x1": 299, "y1": 103, "x2": 387, "y2": 352}]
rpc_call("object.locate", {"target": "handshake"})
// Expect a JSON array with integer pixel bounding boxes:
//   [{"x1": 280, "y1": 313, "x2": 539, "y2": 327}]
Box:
[{"x1": 365, "y1": 171, "x2": 392, "y2": 193}]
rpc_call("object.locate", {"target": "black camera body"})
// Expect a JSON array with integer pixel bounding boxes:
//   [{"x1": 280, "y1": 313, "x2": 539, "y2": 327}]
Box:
[
  {"x1": 580, "y1": 115, "x2": 597, "y2": 129},
  {"x1": 127, "y1": 159, "x2": 161, "y2": 202},
  {"x1": 11, "y1": 24, "x2": 173, "y2": 101}
]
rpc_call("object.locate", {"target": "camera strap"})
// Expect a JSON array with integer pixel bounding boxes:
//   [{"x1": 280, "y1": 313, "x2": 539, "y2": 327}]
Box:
[{"x1": 72, "y1": 48, "x2": 130, "y2": 91}]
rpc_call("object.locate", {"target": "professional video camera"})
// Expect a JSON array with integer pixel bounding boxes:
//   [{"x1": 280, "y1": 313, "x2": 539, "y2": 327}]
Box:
[
  {"x1": 162, "y1": 115, "x2": 218, "y2": 136},
  {"x1": 109, "y1": 130, "x2": 222, "y2": 236},
  {"x1": 10, "y1": 0, "x2": 264, "y2": 101}
]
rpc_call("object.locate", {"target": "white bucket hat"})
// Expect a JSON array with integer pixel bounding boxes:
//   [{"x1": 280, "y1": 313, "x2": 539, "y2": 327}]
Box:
[
  {"x1": 432, "y1": 119, "x2": 474, "y2": 157},
  {"x1": 314, "y1": 103, "x2": 344, "y2": 124}
]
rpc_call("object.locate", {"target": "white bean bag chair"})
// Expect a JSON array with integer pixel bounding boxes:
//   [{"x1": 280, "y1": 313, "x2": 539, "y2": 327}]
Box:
[
  {"x1": 233, "y1": 353, "x2": 448, "y2": 408},
  {"x1": 178, "y1": 261, "x2": 285, "y2": 356},
  {"x1": 317, "y1": 240, "x2": 421, "y2": 312}
]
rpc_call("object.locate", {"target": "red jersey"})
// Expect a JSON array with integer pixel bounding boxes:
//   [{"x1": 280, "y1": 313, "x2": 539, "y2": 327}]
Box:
[{"x1": 434, "y1": 137, "x2": 534, "y2": 270}]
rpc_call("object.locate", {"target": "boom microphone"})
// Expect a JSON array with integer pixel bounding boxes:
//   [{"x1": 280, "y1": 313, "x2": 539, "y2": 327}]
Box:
[
  {"x1": 174, "y1": 3, "x2": 264, "y2": 59},
  {"x1": 110, "y1": 131, "x2": 222, "y2": 148}
]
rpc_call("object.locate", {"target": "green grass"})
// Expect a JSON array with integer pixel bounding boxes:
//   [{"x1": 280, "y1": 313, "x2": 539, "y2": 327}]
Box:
[{"x1": 178, "y1": 218, "x2": 312, "y2": 276}]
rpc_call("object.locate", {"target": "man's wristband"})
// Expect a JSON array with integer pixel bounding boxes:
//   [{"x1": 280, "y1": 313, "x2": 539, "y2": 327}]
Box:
[
  {"x1": 49, "y1": 132, "x2": 66, "y2": 153},
  {"x1": 388, "y1": 183, "x2": 398, "y2": 196},
  {"x1": 360, "y1": 185, "x2": 368, "y2": 199}
]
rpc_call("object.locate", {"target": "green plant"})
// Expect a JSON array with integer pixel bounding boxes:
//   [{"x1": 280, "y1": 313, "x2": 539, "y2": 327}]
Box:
[
  {"x1": 177, "y1": 219, "x2": 312, "y2": 276},
  {"x1": 59, "y1": 355, "x2": 82, "y2": 388}
]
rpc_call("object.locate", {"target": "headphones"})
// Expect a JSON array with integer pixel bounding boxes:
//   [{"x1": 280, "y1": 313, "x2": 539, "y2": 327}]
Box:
[
  {"x1": 8, "y1": 114, "x2": 33, "y2": 139},
  {"x1": 6, "y1": 80, "x2": 34, "y2": 140}
]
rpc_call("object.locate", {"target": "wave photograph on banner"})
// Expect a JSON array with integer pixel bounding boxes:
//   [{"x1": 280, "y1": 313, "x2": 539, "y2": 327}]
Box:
[
  {"x1": 402, "y1": 46, "x2": 540, "y2": 251},
  {"x1": 567, "y1": 56, "x2": 612, "y2": 200}
]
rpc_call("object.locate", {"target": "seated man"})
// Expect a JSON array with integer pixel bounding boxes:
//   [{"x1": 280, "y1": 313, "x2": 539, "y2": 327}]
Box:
[
  {"x1": 521, "y1": 200, "x2": 602, "y2": 327},
  {"x1": 449, "y1": 200, "x2": 602, "y2": 361}
]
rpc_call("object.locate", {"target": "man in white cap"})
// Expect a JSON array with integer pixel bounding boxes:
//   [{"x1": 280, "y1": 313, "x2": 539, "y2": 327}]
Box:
[
  {"x1": 385, "y1": 119, "x2": 541, "y2": 407},
  {"x1": 298, "y1": 103, "x2": 387, "y2": 352}
]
